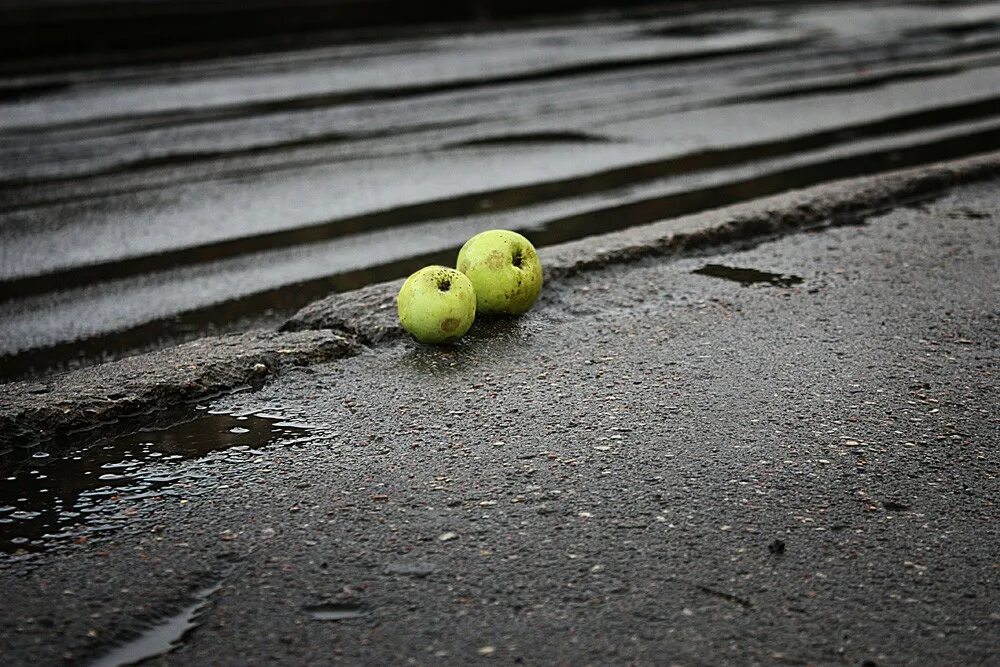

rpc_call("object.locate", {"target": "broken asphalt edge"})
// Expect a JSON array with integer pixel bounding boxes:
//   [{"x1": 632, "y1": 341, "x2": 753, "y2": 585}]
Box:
[
  {"x1": 0, "y1": 331, "x2": 358, "y2": 453},
  {"x1": 2, "y1": 151, "x2": 999, "y2": 451},
  {"x1": 282, "y1": 150, "x2": 1000, "y2": 337}
]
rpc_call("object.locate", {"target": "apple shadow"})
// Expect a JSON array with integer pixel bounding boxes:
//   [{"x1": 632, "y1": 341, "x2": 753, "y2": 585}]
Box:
[{"x1": 395, "y1": 312, "x2": 546, "y2": 377}]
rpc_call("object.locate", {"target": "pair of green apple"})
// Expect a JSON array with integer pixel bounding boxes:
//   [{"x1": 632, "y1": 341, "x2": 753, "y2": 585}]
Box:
[{"x1": 397, "y1": 230, "x2": 543, "y2": 344}]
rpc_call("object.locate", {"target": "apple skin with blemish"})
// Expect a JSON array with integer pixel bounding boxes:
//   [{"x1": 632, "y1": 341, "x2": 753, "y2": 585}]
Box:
[
  {"x1": 456, "y1": 230, "x2": 543, "y2": 315},
  {"x1": 397, "y1": 266, "x2": 477, "y2": 344}
]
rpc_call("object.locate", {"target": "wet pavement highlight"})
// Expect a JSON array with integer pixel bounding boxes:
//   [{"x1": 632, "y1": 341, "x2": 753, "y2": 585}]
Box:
[
  {"x1": 87, "y1": 581, "x2": 223, "y2": 667},
  {"x1": 5, "y1": 1, "x2": 1000, "y2": 378},
  {"x1": 304, "y1": 603, "x2": 368, "y2": 622},
  {"x1": 692, "y1": 264, "x2": 804, "y2": 287},
  {"x1": 0, "y1": 412, "x2": 319, "y2": 556}
]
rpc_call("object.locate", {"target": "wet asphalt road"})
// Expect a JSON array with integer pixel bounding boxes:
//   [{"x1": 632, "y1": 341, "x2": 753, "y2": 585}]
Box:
[
  {"x1": 4, "y1": 0, "x2": 1000, "y2": 376},
  {"x1": 1, "y1": 178, "x2": 996, "y2": 665}
]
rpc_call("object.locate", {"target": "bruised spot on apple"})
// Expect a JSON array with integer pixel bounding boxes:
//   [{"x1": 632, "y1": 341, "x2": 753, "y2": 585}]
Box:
[
  {"x1": 456, "y1": 230, "x2": 543, "y2": 315},
  {"x1": 397, "y1": 266, "x2": 476, "y2": 344},
  {"x1": 485, "y1": 250, "x2": 506, "y2": 270}
]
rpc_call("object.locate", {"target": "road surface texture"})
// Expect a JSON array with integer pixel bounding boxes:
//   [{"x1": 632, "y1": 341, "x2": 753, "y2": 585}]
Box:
[
  {"x1": 3, "y1": 155, "x2": 996, "y2": 451},
  {"x1": 1, "y1": 172, "x2": 996, "y2": 665},
  {"x1": 4, "y1": 0, "x2": 1000, "y2": 377}
]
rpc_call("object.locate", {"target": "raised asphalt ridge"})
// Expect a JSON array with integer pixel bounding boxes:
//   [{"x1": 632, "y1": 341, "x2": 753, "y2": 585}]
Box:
[{"x1": 1, "y1": 151, "x2": 999, "y2": 451}]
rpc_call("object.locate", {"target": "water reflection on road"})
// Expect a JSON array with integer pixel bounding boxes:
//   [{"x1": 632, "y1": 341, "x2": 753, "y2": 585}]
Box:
[
  {"x1": 4, "y1": 2, "x2": 1000, "y2": 378},
  {"x1": 0, "y1": 410, "x2": 322, "y2": 557}
]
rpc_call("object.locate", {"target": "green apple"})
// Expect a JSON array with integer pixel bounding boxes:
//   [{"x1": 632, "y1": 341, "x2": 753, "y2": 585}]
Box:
[
  {"x1": 397, "y1": 265, "x2": 476, "y2": 344},
  {"x1": 456, "y1": 230, "x2": 543, "y2": 315}
]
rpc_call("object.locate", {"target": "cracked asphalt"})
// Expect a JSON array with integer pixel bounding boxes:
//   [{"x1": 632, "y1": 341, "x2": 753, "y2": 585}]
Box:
[{"x1": 1, "y1": 179, "x2": 997, "y2": 666}]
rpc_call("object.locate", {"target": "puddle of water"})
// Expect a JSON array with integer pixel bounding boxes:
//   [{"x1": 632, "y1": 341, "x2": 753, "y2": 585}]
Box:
[
  {"x1": 305, "y1": 602, "x2": 367, "y2": 621},
  {"x1": 0, "y1": 412, "x2": 319, "y2": 556},
  {"x1": 692, "y1": 264, "x2": 804, "y2": 287},
  {"x1": 88, "y1": 581, "x2": 222, "y2": 667}
]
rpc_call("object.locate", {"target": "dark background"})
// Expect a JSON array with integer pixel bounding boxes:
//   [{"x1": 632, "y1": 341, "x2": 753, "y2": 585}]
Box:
[{"x1": 1, "y1": 0, "x2": 718, "y2": 67}]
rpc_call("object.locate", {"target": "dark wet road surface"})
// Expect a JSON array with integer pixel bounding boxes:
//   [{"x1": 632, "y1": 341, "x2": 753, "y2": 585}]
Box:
[
  {"x1": 1, "y1": 174, "x2": 995, "y2": 666},
  {"x1": 3, "y1": 1, "x2": 1000, "y2": 376}
]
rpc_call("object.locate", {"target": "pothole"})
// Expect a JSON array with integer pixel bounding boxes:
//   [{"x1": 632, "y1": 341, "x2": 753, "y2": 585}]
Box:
[{"x1": 692, "y1": 264, "x2": 804, "y2": 287}]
